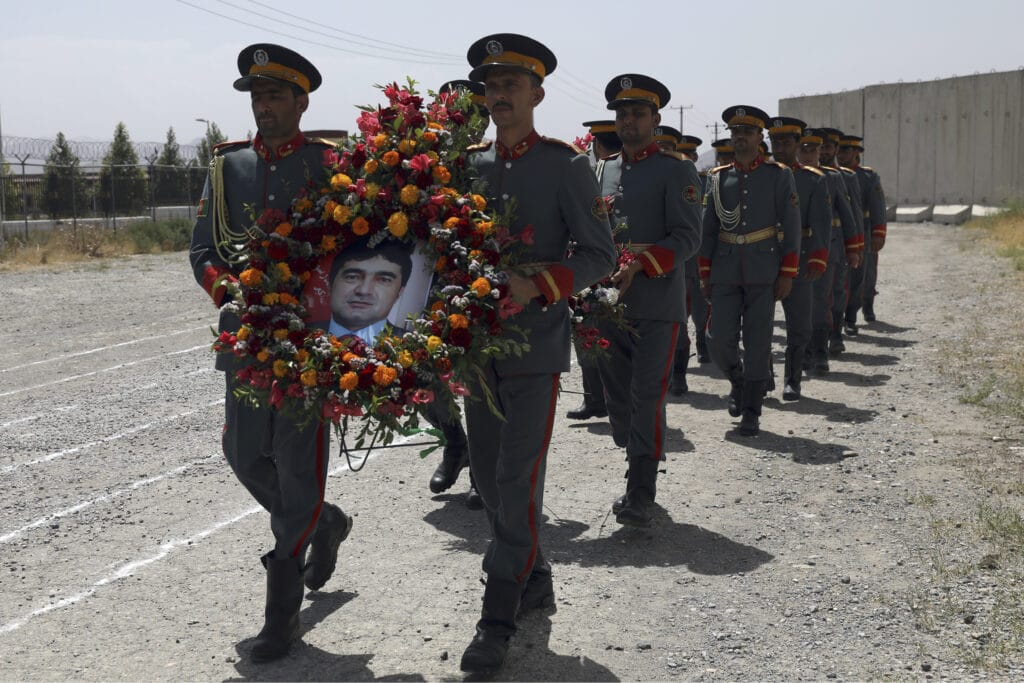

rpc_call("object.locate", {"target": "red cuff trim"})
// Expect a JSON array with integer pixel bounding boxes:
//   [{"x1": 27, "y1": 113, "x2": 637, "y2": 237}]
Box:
[
  {"x1": 697, "y1": 256, "x2": 712, "y2": 279},
  {"x1": 872, "y1": 224, "x2": 887, "y2": 238},
  {"x1": 532, "y1": 264, "x2": 574, "y2": 304},
  {"x1": 639, "y1": 245, "x2": 675, "y2": 278},
  {"x1": 780, "y1": 252, "x2": 800, "y2": 277},
  {"x1": 807, "y1": 249, "x2": 829, "y2": 273},
  {"x1": 202, "y1": 265, "x2": 233, "y2": 307}
]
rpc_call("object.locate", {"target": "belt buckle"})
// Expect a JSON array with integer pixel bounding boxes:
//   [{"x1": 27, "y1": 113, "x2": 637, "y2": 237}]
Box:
[{"x1": 736, "y1": 234, "x2": 746, "y2": 245}]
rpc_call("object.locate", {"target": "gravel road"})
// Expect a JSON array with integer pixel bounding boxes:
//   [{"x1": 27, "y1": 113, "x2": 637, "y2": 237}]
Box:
[{"x1": 1, "y1": 222, "x2": 1021, "y2": 681}]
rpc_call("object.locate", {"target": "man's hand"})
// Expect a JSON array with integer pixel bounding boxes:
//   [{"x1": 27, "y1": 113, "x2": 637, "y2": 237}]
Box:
[
  {"x1": 507, "y1": 272, "x2": 542, "y2": 306},
  {"x1": 847, "y1": 251, "x2": 862, "y2": 268},
  {"x1": 699, "y1": 278, "x2": 712, "y2": 301},
  {"x1": 805, "y1": 269, "x2": 824, "y2": 282},
  {"x1": 872, "y1": 236, "x2": 885, "y2": 252},
  {"x1": 611, "y1": 259, "x2": 643, "y2": 297},
  {"x1": 774, "y1": 276, "x2": 794, "y2": 301}
]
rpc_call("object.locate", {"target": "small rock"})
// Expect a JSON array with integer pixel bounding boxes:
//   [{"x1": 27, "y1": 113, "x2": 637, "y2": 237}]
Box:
[
  {"x1": 667, "y1": 660, "x2": 679, "y2": 668},
  {"x1": 225, "y1": 656, "x2": 235, "y2": 663},
  {"x1": 440, "y1": 651, "x2": 448, "y2": 661},
  {"x1": 963, "y1": 614, "x2": 976, "y2": 625},
  {"x1": 841, "y1": 450, "x2": 859, "y2": 458},
  {"x1": 921, "y1": 662, "x2": 932, "y2": 672},
  {"x1": 638, "y1": 642, "x2": 652, "y2": 651},
  {"x1": 423, "y1": 636, "x2": 432, "y2": 642},
  {"x1": 992, "y1": 436, "x2": 1002, "y2": 442},
  {"x1": 841, "y1": 576, "x2": 851, "y2": 584}
]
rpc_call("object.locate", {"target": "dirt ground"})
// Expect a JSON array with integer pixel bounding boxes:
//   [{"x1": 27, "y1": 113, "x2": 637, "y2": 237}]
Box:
[{"x1": 1, "y1": 221, "x2": 1021, "y2": 681}]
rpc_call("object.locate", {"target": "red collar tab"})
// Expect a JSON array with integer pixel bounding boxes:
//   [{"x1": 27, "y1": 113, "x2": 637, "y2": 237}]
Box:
[
  {"x1": 627, "y1": 142, "x2": 661, "y2": 163},
  {"x1": 790, "y1": 162, "x2": 801, "y2": 171},
  {"x1": 496, "y1": 130, "x2": 541, "y2": 160},
  {"x1": 849, "y1": 161, "x2": 861, "y2": 170},
  {"x1": 253, "y1": 132, "x2": 307, "y2": 161},
  {"x1": 733, "y1": 155, "x2": 764, "y2": 173}
]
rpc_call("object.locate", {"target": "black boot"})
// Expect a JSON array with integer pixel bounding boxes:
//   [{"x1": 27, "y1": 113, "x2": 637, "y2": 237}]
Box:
[
  {"x1": 566, "y1": 366, "x2": 607, "y2": 419},
  {"x1": 696, "y1": 333, "x2": 710, "y2": 364},
  {"x1": 428, "y1": 419, "x2": 469, "y2": 494},
  {"x1": 727, "y1": 372, "x2": 743, "y2": 418},
  {"x1": 829, "y1": 312, "x2": 845, "y2": 356},
  {"x1": 670, "y1": 352, "x2": 690, "y2": 396},
  {"x1": 738, "y1": 380, "x2": 766, "y2": 436},
  {"x1": 811, "y1": 329, "x2": 830, "y2": 375},
  {"x1": 460, "y1": 577, "x2": 521, "y2": 674},
  {"x1": 465, "y1": 470, "x2": 483, "y2": 510},
  {"x1": 862, "y1": 298, "x2": 876, "y2": 322},
  {"x1": 616, "y1": 457, "x2": 659, "y2": 527},
  {"x1": 251, "y1": 553, "x2": 305, "y2": 663},
  {"x1": 303, "y1": 503, "x2": 353, "y2": 590},
  {"x1": 843, "y1": 307, "x2": 859, "y2": 336},
  {"x1": 782, "y1": 346, "x2": 804, "y2": 401},
  {"x1": 519, "y1": 549, "x2": 555, "y2": 614}
]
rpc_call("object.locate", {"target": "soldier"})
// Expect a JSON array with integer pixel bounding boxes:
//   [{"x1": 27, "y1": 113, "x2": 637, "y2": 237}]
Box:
[
  {"x1": 820, "y1": 128, "x2": 863, "y2": 356},
  {"x1": 189, "y1": 44, "x2": 352, "y2": 662},
  {"x1": 767, "y1": 118, "x2": 831, "y2": 400},
  {"x1": 595, "y1": 74, "x2": 703, "y2": 526},
  {"x1": 654, "y1": 124, "x2": 683, "y2": 151},
  {"x1": 672, "y1": 134, "x2": 709, "y2": 395},
  {"x1": 712, "y1": 138, "x2": 736, "y2": 166},
  {"x1": 458, "y1": 33, "x2": 616, "y2": 675},
  {"x1": 425, "y1": 80, "x2": 489, "y2": 509},
  {"x1": 802, "y1": 128, "x2": 862, "y2": 374},
  {"x1": 698, "y1": 105, "x2": 801, "y2": 436},
  {"x1": 564, "y1": 119, "x2": 621, "y2": 422},
  {"x1": 839, "y1": 135, "x2": 887, "y2": 326}
]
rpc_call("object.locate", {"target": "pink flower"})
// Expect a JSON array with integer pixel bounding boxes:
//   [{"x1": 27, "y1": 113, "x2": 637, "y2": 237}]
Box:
[
  {"x1": 597, "y1": 338, "x2": 610, "y2": 349},
  {"x1": 449, "y1": 381, "x2": 470, "y2": 397},
  {"x1": 519, "y1": 225, "x2": 535, "y2": 246},
  {"x1": 409, "y1": 153, "x2": 433, "y2": 174},
  {"x1": 356, "y1": 111, "x2": 381, "y2": 137},
  {"x1": 497, "y1": 296, "x2": 524, "y2": 319},
  {"x1": 269, "y1": 381, "x2": 285, "y2": 409},
  {"x1": 411, "y1": 388, "x2": 435, "y2": 404}
]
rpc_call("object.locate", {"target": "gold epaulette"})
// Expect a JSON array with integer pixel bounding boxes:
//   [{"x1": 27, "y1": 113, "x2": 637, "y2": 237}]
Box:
[
  {"x1": 839, "y1": 166, "x2": 856, "y2": 173},
  {"x1": 540, "y1": 135, "x2": 585, "y2": 155},
  {"x1": 466, "y1": 140, "x2": 493, "y2": 153},
  {"x1": 821, "y1": 164, "x2": 839, "y2": 172},
  {"x1": 798, "y1": 164, "x2": 825, "y2": 177},
  {"x1": 309, "y1": 137, "x2": 340, "y2": 147},
  {"x1": 212, "y1": 139, "x2": 250, "y2": 156},
  {"x1": 602, "y1": 151, "x2": 622, "y2": 161},
  {"x1": 657, "y1": 148, "x2": 686, "y2": 162},
  {"x1": 860, "y1": 165, "x2": 874, "y2": 172},
  {"x1": 710, "y1": 163, "x2": 732, "y2": 174},
  {"x1": 767, "y1": 160, "x2": 789, "y2": 170}
]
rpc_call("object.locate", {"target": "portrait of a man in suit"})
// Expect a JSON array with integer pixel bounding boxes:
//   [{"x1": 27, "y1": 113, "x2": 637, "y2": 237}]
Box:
[{"x1": 326, "y1": 240, "x2": 413, "y2": 344}]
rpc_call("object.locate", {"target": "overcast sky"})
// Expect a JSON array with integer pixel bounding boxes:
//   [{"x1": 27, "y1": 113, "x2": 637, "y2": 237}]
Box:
[{"x1": 2, "y1": 0, "x2": 1023, "y2": 156}]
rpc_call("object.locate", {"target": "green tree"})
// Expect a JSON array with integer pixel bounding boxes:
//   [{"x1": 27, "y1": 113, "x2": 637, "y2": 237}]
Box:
[
  {"x1": 99, "y1": 122, "x2": 148, "y2": 215},
  {"x1": 42, "y1": 132, "x2": 85, "y2": 219},
  {"x1": 153, "y1": 127, "x2": 186, "y2": 205}
]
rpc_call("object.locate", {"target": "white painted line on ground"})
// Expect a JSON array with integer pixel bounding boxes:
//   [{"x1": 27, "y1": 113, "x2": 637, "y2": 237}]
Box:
[
  {"x1": 0, "y1": 399, "x2": 224, "y2": 474},
  {"x1": 0, "y1": 454, "x2": 222, "y2": 544},
  {"x1": 0, "y1": 406, "x2": 77, "y2": 432},
  {"x1": 0, "y1": 345, "x2": 210, "y2": 399},
  {"x1": 0, "y1": 325, "x2": 212, "y2": 374},
  {"x1": 0, "y1": 431, "x2": 408, "y2": 634}
]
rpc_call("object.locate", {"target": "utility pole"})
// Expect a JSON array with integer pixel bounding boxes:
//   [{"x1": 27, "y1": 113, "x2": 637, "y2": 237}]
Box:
[
  {"x1": 705, "y1": 121, "x2": 722, "y2": 141},
  {"x1": 669, "y1": 104, "x2": 694, "y2": 133}
]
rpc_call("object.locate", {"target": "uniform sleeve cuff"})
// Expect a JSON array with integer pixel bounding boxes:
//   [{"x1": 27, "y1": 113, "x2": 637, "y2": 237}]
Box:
[
  {"x1": 531, "y1": 264, "x2": 575, "y2": 304},
  {"x1": 639, "y1": 245, "x2": 675, "y2": 278},
  {"x1": 872, "y1": 224, "x2": 887, "y2": 238},
  {"x1": 697, "y1": 256, "x2": 712, "y2": 279},
  {"x1": 779, "y1": 252, "x2": 800, "y2": 278},
  {"x1": 202, "y1": 265, "x2": 235, "y2": 307},
  {"x1": 807, "y1": 249, "x2": 829, "y2": 273}
]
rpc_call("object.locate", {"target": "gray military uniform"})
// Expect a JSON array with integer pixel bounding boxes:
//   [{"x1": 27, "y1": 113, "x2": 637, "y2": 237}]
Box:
[
  {"x1": 189, "y1": 133, "x2": 333, "y2": 560},
  {"x1": 848, "y1": 165, "x2": 887, "y2": 321},
  {"x1": 834, "y1": 168, "x2": 863, "y2": 341},
  {"x1": 467, "y1": 131, "x2": 615, "y2": 584}
]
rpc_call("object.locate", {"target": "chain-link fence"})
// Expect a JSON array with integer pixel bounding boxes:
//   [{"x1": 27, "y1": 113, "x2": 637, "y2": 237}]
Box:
[{"x1": 0, "y1": 161, "x2": 209, "y2": 241}]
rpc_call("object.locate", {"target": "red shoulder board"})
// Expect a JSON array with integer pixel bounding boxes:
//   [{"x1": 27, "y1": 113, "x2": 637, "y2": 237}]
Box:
[
  {"x1": 466, "y1": 140, "x2": 493, "y2": 153},
  {"x1": 213, "y1": 139, "x2": 250, "y2": 156},
  {"x1": 540, "y1": 136, "x2": 585, "y2": 155},
  {"x1": 657, "y1": 149, "x2": 686, "y2": 162}
]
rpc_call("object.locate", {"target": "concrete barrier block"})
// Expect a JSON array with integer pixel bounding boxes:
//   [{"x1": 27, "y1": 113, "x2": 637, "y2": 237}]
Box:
[
  {"x1": 895, "y1": 205, "x2": 933, "y2": 222},
  {"x1": 886, "y1": 204, "x2": 897, "y2": 222},
  {"x1": 971, "y1": 205, "x2": 1007, "y2": 219},
  {"x1": 932, "y1": 205, "x2": 972, "y2": 225}
]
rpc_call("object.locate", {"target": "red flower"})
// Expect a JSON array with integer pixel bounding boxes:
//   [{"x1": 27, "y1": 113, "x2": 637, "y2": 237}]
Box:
[
  {"x1": 448, "y1": 327, "x2": 472, "y2": 348},
  {"x1": 409, "y1": 153, "x2": 433, "y2": 174},
  {"x1": 411, "y1": 388, "x2": 434, "y2": 404}
]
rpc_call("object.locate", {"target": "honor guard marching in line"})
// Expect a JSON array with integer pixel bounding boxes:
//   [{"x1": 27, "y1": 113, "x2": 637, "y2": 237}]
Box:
[
  {"x1": 802, "y1": 128, "x2": 862, "y2": 375},
  {"x1": 424, "y1": 80, "x2": 488, "y2": 510},
  {"x1": 458, "y1": 33, "x2": 616, "y2": 675},
  {"x1": 699, "y1": 105, "x2": 801, "y2": 436},
  {"x1": 653, "y1": 124, "x2": 683, "y2": 151},
  {"x1": 672, "y1": 134, "x2": 710, "y2": 396},
  {"x1": 838, "y1": 135, "x2": 888, "y2": 327},
  {"x1": 767, "y1": 117, "x2": 832, "y2": 400},
  {"x1": 594, "y1": 74, "x2": 703, "y2": 527},
  {"x1": 712, "y1": 138, "x2": 736, "y2": 166},
  {"x1": 819, "y1": 128, "x2": 864, "y2": 355},
  {"x1": 565, "y1": 119, "x2": 622, "y2": 422},
  {"x1": 189, "y1": 44, "x2": 353, "y2": 662}
]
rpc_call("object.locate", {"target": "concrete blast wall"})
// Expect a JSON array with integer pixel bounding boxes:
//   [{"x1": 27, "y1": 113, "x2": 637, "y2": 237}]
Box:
[{"x1": 779, "y1": 69, "x2": 1024, "y2": 207}]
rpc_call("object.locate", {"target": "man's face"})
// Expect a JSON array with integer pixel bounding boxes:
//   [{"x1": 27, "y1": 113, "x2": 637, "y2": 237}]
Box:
[
  {"x1": 836, "y1": 146, "x2": 856, "y2": 166},
  {"x1": 250, "y1": 79, "x2": 306, "y2": 141},
  {"x1": 331, "y1": 254, "x2": 405, "y2": 331},
  {"x1": 614, "y1": 104, "x2": 659, "y2": 147},
  {"x1": 770, "y1": 135, "x2": 798, "y2": 165},
  {"x1": 484, "y1": 68, "x2": 542, "y2": 129},
  {"x1": 797, "y1": 143, "x2": 821, "y2": 166},
  {"x1": 820, "y1": 140, "x2": 837, "y2": 162},
  {"x1": 730, "y1": 124, "x2": 762, "y2": 156}
]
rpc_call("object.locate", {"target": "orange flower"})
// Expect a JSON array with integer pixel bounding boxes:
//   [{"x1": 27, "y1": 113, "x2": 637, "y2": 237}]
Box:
[
  {"x1": 398, "y1": 351, "x2": 414, "y2": 368},
  {"x1": 398, "y1": 139, "x2": 416, "y2": 155},
  {"x1": 352, "y1": 217, "x2": 370, "y2": 235},
  {"x1": 321, "y1": 235, "x2": 337, "y2": 252},
  {"x1": 388, "y1": 212, "x2": 409, "y2": 238},
  {"x1": 426, "y1": 335, "x2": 443, "y2": 352},
  {"x1": 273, "y1": 328, "x2": 290, "y2": 340},
  {"x1": 275, "y1": 222, "x2": 293, "y2": 237},
  {"x1": 365, "y1": 182, "x2": 381, "y2": 198},
  {"x1": 477, "y1": 220, "x2": 494, "y2": 234},
  {"x1": 372, "y1": 133, "x2": 388, "y2": 148},
  {"x1": 294, "y1": 198, "x2": 313, "y2": 213},
  {"x1": 257, "y1": 350, "x2": 271, "y2": 363},
  {"x1": 330, "y1": 173, "x2": 353, "y2": 190},
  {"x1": 272, "y1": 359, "x2": 289, "y2": 378},
  {"x1": 299, "y1": 272, "x2": 311, "y2": 283},
  {"x1": 279, "y1": 292, "x2": 298, "y2": 305},
  {"x1": 400, "y1": 184, "x2": 420, "y2": 207},
  {"x1": 239, "y1": 268, "x2": 263, "y2": 287},
  {"x1": 434, "y1": 255, "x2": 448, "y2": 271},
  {"x1": 430, "y1": 300, "x2": 446, "y2": 312},
  {"x1": 373, "y1": 365, "x2": 398, "y2": 386},
  {"x1": 427, "y1": 151, "x2": 440, "y2": 163},
  {"x1": 432, "y1": 165, "x2": 451, "y2": 184},
  {"x1": 444, "y1": 217, "x2": 460, "y2": 230},
  {"x1": 470, "y1": 277, "x2": 492, "y2": 297},
  {"x1": 332, "y1": 204, "x2": 351, "y2": 224},
  {"x1": 295, "y1": 349, "x2": 309, "y2": 363},
  {"x1": 448, "y1": 313, "x2": 469, "y2": 329},
  {"x1": 262, "y1": 293, "x2": 280, "y2": 305},
  {"x1": 276, "y1": 262, "x2": 292, "y2": 280},
  {"x1": 364, "y1": 158, "x2": 379, "y2": 174},
  {"x1": 382, "y1": 150, "x2": 400, "y2": 167},
  {"x1": 339, "y1": 371, "x2": 359, "y2": 390},
  {"x1": 324, "y1": 200, "x2": 338, "y2": 217},
  {"x1": 471, "y1": 194, "x2": 487, "y2": 211},
  {"x1": 236, "y1": 326, "x2": 251, "y2": 341},
  {"x1": 300, "y1": 369, "x2": 318, "y2": 387},
  {"x1": 421, "y1": 131, "x2": 437, "y2": 144},
  {"x1": 427, "y1": 121, "x2": 443, "y2": 130}
]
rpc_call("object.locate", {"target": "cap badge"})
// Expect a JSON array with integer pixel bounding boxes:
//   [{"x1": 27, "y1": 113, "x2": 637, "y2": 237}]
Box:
[
  {"x1": 736, "y1": 107, "x2": 746, "y2": 117},
  {"x1": 774, "y1": 119, "x2": 782, "y2": 127},
  {"x1": 655, "y1": 127, "x2": 663, "y2": 135},
  {"x1": 485, "y1": 40, "x2": 503, "y2": 56},
  {"x1": 620, "y1": 76, "x2": 633, "y2": 90},
  {"x1": 253, "y1": 48, "x2": 269, "y2": 66}
]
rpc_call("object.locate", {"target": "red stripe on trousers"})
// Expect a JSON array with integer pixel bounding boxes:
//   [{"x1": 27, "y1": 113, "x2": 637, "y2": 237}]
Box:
[
  {"x1": 290, "y1": 422, "x2": 326, "y2": 558},
  {"x1": 653, "y1": 323, "x2": 679, "y2": 461},
  {"x1": 516, "y1": 374, "x2": 560, "y2": 584}
]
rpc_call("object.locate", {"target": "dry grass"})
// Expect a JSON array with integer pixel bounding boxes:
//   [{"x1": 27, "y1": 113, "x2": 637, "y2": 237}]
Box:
[{"x1": 964, "y1": 205, "x2": 1024, "y2": 272}]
